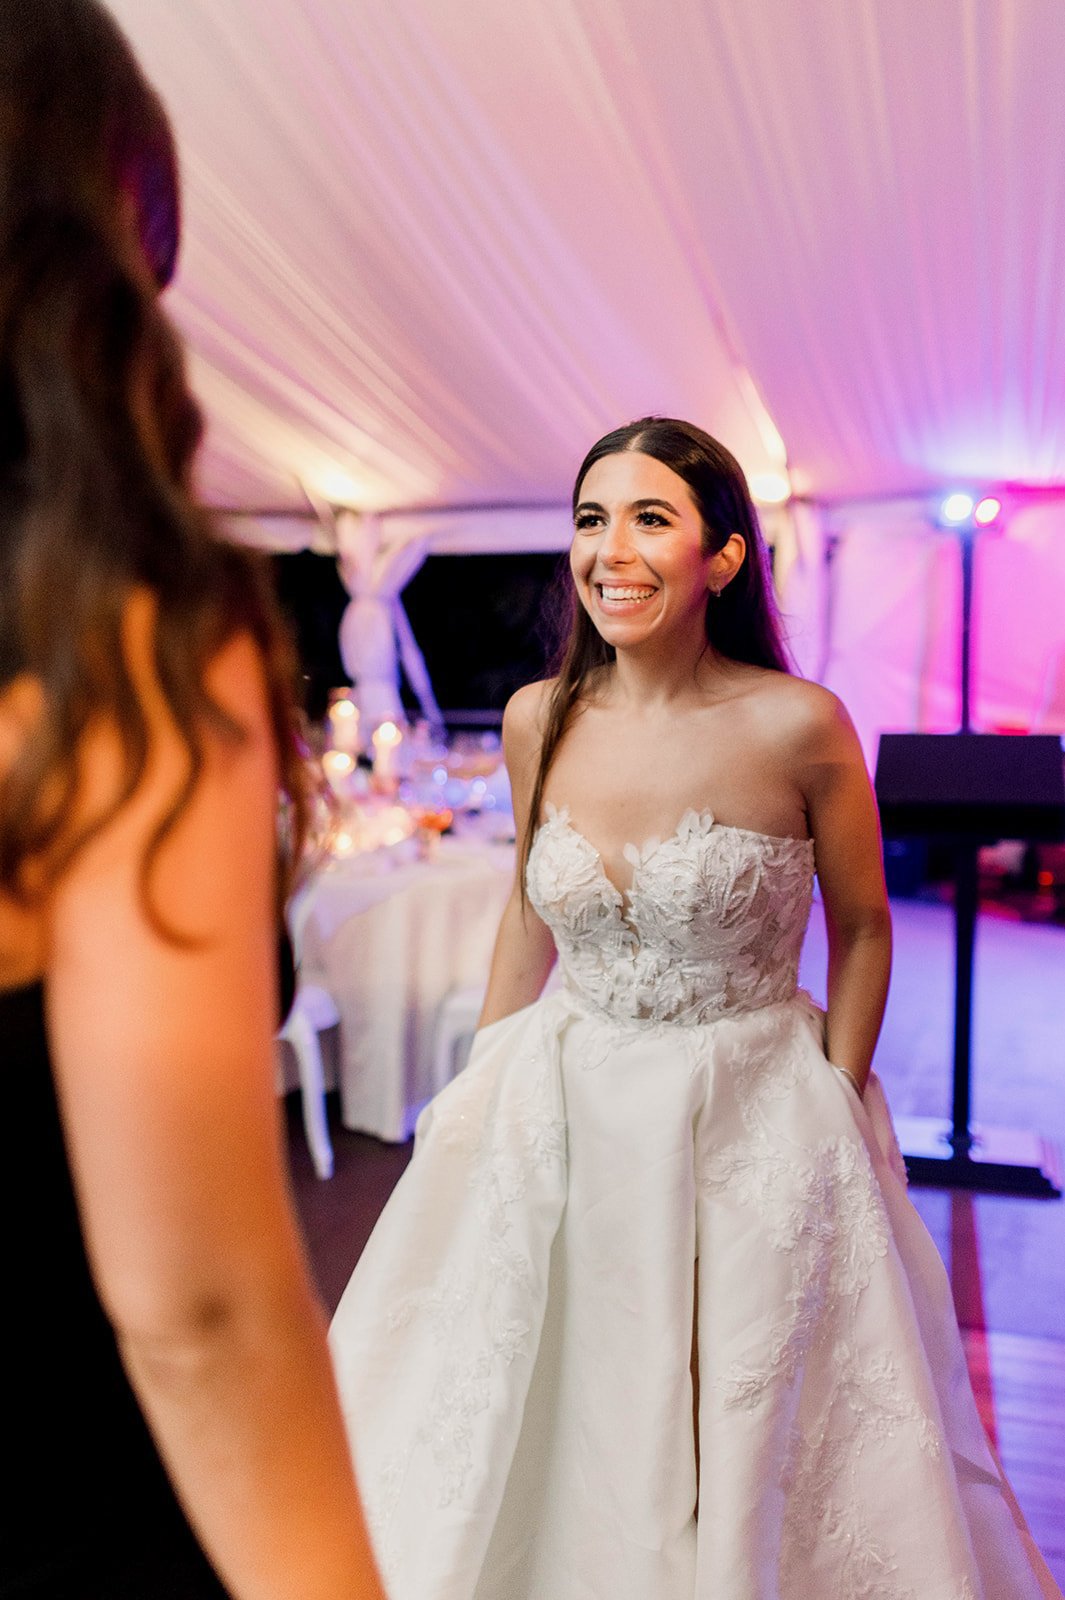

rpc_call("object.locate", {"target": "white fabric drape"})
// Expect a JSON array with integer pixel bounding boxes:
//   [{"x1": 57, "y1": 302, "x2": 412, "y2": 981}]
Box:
[
  {"x1": 598, "y1": 0, "x2": 1065, "y2": 499},
  {"x1": 336, "y1": 513, "x2": 442, "y2": 727},
  {"x1": 106, "y1": 0, "x2": 798, "y2": 511},
  {"x1": 109, "y1": 0, "x2": 1065, "y2": 509}
]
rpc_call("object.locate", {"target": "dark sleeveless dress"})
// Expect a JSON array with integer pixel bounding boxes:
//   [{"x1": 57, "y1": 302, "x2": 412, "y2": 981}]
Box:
[{"x1": 0, "y1": 979, "x2": 233, "y2": 1597}]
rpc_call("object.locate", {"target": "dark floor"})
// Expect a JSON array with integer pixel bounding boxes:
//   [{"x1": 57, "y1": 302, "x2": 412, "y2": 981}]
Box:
[
  {"x1": 286, "y1": 896, "x2": 1065, "y2": 1584},
  {"x1": 286, "y1": 1098, "x2": 412, "y2": 1315}
]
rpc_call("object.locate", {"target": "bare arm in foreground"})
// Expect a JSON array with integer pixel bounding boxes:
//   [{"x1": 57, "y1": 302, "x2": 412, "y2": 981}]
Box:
[{"x1": 45, "y1": 604, "x2": 385, "y2": 1600}]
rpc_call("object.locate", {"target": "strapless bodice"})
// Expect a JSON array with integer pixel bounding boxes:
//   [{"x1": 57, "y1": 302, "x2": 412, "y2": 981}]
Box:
[{"x1": 526, "y1": 804, "x2": 815, "y2": 1025}]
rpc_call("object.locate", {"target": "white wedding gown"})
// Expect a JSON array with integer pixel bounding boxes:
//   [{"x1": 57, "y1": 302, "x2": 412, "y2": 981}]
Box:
[{"x1": 330, "y1": 804, "x2": 1061, "y2": 1600}]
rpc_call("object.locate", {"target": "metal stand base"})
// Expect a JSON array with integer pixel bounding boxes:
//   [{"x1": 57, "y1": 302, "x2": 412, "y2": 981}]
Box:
[{"x1": 894, "y1": 1115, "x2": 1063, "y2": 1197}]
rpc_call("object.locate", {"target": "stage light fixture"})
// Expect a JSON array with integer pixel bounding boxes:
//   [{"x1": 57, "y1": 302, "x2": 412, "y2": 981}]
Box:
[
  {"x1": 939, "y1": 492, "x2": 975, "y2": 525},
  {"x1": 973, "y1": 496, "x2": 1001, "y2": 526}
]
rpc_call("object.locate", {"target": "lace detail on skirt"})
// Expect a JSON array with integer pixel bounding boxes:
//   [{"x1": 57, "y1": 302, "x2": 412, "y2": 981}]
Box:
[
  {"x1": 364, "y1": 1010, "x2": 566, "y2": 1571},
  {"x1": 699, "y1": 1008, "x2": 949, "y2": 1599}
]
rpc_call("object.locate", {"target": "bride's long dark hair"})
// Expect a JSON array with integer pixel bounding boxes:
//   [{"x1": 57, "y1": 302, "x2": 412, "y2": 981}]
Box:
[
  {"x1": 0, "y1": 0, "x2": 307, "y2": 923},
  {"x1": 520, "y1": 418, "x2": 792, "y2": 893}
]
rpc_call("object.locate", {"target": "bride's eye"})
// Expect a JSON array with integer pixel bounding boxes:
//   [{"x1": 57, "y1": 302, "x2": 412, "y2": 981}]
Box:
[
  {"x1": 574, "y1": 512, "x2": 602, "y2": 531},
  {"x1": 636, "y1": 511, "x2": 668, "y2": 527}
]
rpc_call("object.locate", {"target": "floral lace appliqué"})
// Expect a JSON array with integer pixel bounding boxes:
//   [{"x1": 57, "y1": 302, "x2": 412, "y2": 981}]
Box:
[
  {"x1": 527, "y1": 804, "x2": 814, "y2": 1026},
  {"x1": 366, "y1": 1020, "x2": 566, "y2": 1573}
]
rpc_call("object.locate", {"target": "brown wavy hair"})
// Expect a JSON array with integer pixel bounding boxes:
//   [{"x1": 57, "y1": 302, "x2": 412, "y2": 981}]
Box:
[
  {"x1": 520, "y1": 417, "x2": 793, "y2": 895},
  {"x1": 0, "y1": 0, "x2": 307, "y2": 928}
]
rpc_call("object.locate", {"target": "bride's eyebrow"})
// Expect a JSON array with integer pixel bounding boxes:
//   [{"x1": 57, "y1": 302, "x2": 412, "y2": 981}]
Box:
[{"x1": 574, "y1": 498, "x2": 680, "y2": 515}]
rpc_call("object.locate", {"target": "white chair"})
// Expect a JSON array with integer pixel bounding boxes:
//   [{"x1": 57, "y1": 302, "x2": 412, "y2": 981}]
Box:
[
  {"x1": 278, "y1": 983, "x2": 338, "y2": 1179},
  {"x1": 429, "y1": 967, "x2": 561, "y2": 1098},
  {"x1": 429, "y1": 982, "x2": 485, "y2": 1096},
  {"x1": 278, "y1": 883, "x2": 339, "y2": 1180}
]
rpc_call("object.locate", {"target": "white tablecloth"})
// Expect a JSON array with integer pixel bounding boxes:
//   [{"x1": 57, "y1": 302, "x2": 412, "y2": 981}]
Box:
[{"x1": 298, "y1": 835, "x2": 514, "y2": 1141}]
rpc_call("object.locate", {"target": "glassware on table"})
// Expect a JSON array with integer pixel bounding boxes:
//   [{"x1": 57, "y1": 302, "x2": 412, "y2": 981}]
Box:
[{"x1": 409, "y1": 803, "x2": 454, "y2": 860}]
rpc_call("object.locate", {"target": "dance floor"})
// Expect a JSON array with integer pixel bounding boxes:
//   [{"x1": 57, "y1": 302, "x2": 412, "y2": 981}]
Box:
[{"x1": 288, "y1": 895, "x2": 1065, "y2": 1584}]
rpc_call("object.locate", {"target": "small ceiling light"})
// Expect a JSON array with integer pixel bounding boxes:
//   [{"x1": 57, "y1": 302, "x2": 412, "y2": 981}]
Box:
[
  {"x1": 749, "y1": 471, "x2": 792, "y2": 505},
  {"x1": 973, "y1": 496, "x2": 1001, "y2": 526},
  {"x1": 310, "y1": 467, "x2": 366, "y2": 506},
  {"x1": 939, "y1": 492, "x2": 975, "y2": 525}
]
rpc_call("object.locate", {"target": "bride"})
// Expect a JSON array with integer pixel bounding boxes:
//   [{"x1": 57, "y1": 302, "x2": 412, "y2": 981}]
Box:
[{"x1": 330, "y1": 417, "x2": 1061, "y2": 1599}]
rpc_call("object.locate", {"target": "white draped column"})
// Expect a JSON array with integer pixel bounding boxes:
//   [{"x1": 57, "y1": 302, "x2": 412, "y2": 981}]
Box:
[{"x1": 336, "y1": 511, "x2": 444, "y2": 730}]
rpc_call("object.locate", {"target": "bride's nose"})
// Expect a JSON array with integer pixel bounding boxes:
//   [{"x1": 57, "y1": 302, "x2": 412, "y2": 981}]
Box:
[{"x1": 596, "y1": 517, "x2": 636, "y2": 565}]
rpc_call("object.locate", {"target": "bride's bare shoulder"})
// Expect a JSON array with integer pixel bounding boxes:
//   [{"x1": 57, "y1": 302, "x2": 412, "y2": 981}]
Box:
[
  {"x1": 501, "y1": 681, "x2": 557, "y2": 809},
  {"x1": 750, "y1": 671, "x2": 858, "y2": 752},
  {"x1": 503, "y1": 679, "x2": 556, "y2": 747}
]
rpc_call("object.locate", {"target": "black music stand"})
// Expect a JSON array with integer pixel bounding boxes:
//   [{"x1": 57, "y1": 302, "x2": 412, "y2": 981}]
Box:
[{"x1": 875, "y1": 732, "x2": 1065, "y2": 1196}]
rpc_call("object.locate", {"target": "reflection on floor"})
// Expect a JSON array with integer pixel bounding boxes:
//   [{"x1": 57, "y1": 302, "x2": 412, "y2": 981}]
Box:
[{"x1": 288, "y1": 895, "x2": 1065, "y2": 1584}]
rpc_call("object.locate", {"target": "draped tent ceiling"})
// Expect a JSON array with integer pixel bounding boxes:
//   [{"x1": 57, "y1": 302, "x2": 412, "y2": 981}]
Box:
[{"x1": 106, "y1": 0, "x2": 1065, "y2": 744}]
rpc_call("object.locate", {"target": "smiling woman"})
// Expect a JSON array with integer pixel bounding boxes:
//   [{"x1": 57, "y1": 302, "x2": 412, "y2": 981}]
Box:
[
  {"x1": 572, "y1": 459, "x2": 734, "y2": 635},
  {"x1": 522, "y1": 416, "x2": 791, "y2": 894},
  {"x1": 328, "y1": 415, "x2": 1062, "y2": 1599}
]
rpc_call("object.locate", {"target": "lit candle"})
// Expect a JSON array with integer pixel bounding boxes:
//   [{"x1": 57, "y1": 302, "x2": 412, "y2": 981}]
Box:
[
  {"x1": 371, "y1": 719, "x2": 403, "y2": 785},
  {"x1": 328, "y1": 693, "x2": 361, "y2": 754},
  {"x1": 322, "y1": 748, "x2": 355, "y2": 796}
]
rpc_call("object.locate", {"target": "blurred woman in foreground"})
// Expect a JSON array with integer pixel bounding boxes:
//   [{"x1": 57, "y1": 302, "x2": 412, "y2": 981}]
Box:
[{"x1": 0, "y1": 3, "x2": 384, "y2": 1595}]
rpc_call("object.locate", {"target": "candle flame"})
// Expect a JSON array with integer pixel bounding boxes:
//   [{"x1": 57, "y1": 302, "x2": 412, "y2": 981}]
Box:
[{"x1": 323, "y1": 750, "x2": 355, "y2": 775}]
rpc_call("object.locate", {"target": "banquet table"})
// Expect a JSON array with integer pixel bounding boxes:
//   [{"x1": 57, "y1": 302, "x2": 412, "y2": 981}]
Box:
[{"x1": 297, "y1": 831, "x2": 515, "y2": 1142}]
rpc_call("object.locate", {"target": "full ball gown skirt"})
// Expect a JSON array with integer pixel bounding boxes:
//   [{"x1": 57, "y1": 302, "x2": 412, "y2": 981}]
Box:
[{"x1": 329, "y1": 806, "x2": 1061, "y2": 1600}]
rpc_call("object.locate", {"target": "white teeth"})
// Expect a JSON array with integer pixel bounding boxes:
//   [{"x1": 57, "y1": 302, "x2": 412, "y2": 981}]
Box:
[{"x1": 599, "y1": 585, "x2": 656, "y2": 601}]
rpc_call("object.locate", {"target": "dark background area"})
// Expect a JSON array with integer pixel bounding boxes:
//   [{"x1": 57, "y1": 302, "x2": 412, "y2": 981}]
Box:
[
  {"x1": 271, "y1": 549, "x2": 567, "y2": 726},
  {"x1": 271, "y1": 551, "x2": 350, "y2": 722},
  {"x1": 401, "y1": 552, "x2": 566, "y2": 720}
]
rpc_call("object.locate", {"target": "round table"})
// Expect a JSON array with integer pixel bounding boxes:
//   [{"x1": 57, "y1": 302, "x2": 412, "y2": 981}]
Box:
[{"x1": 298, "y1": 834, "x2": 514, "y2": 1141}]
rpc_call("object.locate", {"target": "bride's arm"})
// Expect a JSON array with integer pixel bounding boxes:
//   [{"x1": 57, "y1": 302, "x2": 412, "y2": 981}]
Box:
[
  {"x1": 793, "y1": 684, "x2": 892, "y2": 1096},
  {"x1": 478, "y1": 683, "x2": 557, "y2": 1028}
]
